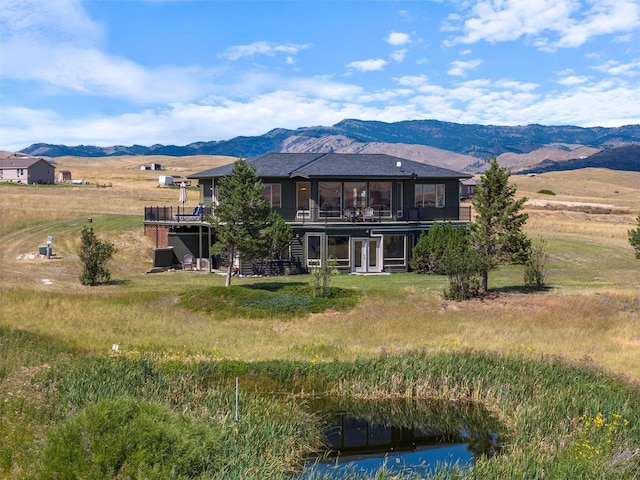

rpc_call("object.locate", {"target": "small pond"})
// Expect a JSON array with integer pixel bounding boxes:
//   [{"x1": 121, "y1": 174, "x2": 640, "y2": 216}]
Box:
[{"x1": 301, "y1": 397, "x2": 504, "y2": 478}]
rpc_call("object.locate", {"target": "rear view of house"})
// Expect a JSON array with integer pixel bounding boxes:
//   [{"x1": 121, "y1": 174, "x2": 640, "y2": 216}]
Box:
[{"x1": 144, "y1": 152, "x2": 472, "y2": 274}]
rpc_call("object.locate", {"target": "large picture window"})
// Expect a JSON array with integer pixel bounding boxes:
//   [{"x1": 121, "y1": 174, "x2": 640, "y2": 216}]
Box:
[
  {"x1": 383, "y1": 235, "x2": 406, "y2": 266},
  {"x1": 328, "y1": 235, "x2": 350, "y2": 266},
  {"x1": 368, "y1": 182, "x2": 391, "y2": 217},
  {"x1": 415, "y1": 184, "x2": 445, "y2": 207},
  {"x1": 319, "y1": 182, "x2": 342, "y2": 217},
  {"x1": 344, "y1": 182, "x2": 367, "y2": 210},
  {"x1": 261, "y1": 183, "x2": 281, "y2": 208}
]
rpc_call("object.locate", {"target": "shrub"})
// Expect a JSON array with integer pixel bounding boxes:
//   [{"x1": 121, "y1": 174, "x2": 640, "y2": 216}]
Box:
[
  {"x1": 411, "y1": 223, "x2": 468, "y2": 275},
  {"x1": 39, "y1": 397, "x2": 222, "y2": 479},
  {"x1": 79, "y1": 227, "x2": 116, "y2": 285},
  {"x1": 537, "y1": 189, "x2": 556, "y2": 195},
  {"x1": 524, "y1": 239, "x2": 549, "y2": 287},
  {"x1": 310, "y1": 258, "x2": 337, "y2": 298},
  {"x1": 442, "y1": 242, "x2": 485, "y2": 300}
]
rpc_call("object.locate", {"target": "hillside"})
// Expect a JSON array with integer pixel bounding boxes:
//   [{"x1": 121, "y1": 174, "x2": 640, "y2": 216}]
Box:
[
  {"x1": 518, "y1": 145, "x2": 640, "y2": 174},
  {"x1": 18, "y1": 119, "x2": 640, "y2": 173}
]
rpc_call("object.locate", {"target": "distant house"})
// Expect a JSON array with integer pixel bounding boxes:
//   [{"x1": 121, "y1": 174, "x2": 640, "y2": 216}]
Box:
[
  {"x1": 144, "y1": 152, "x2": 472, "y2": 274},
  {"x1": 58, "y1": 170, "x2": 72, "y2": 182},
  {"x1": 0, "y1": 156, "x2": 55, "y2": 184},
  {"x1": 459, "y1": 177, "x2": 479, "y2": 199},
  {"x1": 141, "y1": 163, "x2": 162, "y2": 171}
]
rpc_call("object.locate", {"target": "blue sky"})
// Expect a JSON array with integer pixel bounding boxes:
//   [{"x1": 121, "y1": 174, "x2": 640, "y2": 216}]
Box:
[{"x1": 1, "y1": 0, "x2": 639, "y2": 151}]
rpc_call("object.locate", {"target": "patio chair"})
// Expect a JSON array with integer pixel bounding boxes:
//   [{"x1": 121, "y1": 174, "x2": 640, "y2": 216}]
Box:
[
  {"x1": 363, "y1": 207, "x2": 375, "y2": 222},
  {"x1": 176, "y1": 205, "x2": 203, "y2": 222},
  {"x1": 344, "y1": 208, "x2": 356, "y2": 222},
  {"x1": 182, "y1": 254, "x2": 194, "y2": 271}
]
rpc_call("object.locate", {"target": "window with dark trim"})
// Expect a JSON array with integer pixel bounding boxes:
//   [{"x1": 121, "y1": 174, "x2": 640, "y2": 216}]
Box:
[
  {"x1": 328, "y1": 235, "x2": 350, "y2": 266},
  {"x1": 262, "y1": 183, "x2": 281, "y2": 208},
  {"x1": 415, "y1": 184, "x2": 445, "y2": 207},
  {"x1": 383, "y1": 234, "x2": 405, "y2": 265}
]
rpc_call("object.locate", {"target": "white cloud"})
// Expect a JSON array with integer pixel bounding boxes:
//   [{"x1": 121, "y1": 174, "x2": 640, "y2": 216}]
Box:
[
  {"x1": 385, "y1": 31, "x2": 411, "y2": 46},
  {"x1": 591, "y1": 59, "x2": 640, "y2": 76},
  {"x1": 346, "y1": 59, "x2": 388, "y2": 72},
  {"x1": 390, "y1": 49, "x2": 408, "y2": 62},
  {"x1": 4, "y1": 75, "x2": 639, "y2": 152},
  {"x1": 447, "y1": 59, "x2": 482, "y2": 77},
  {"x1": 394, "y1": 74, "x2": 429, "y2": 87},
  {"x1": 445, "y1": 0, "x2": 640, "y2": 51},
  {"x1": 0, "y1": 0, "x2": 104, "y2": 46},
  {"x1": 0, "y1": 0, "x2": 223, "y2": 104},
  {"x1": 558, "y1": 75, "x2": 590, "y2": 85},
  {"x1": 219, "y1": 41, "x2": 310, "y2": 60}
]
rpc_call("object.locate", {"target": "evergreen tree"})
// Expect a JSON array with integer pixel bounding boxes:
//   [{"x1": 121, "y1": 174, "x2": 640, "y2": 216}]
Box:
[
  {"x1": 442, "y1": 237, "x2": 486, "y2": 300},
  {"x1": 250, "y1": 211, "x2": 293, "y2": 275},
  {"x1": 208, "y1": 159, "x2": 288, "y2": 286},
  {"x1": 629, "y1": 214, "x2": 640, "y2": 259},
  {"x1": 79, "y1": 227, "x2": 116, "y2": 286},
  {"x1": 410, "y1": 222, "x2": 469, "y2": 275},
  {"x1": 470, "y1": 157, "x2": 531, "y2": 291}
]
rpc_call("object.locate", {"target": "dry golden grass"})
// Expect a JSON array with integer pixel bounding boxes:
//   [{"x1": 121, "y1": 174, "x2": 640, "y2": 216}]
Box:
[
  {"x1": 1, "y1": 159, "x2": 640, "y2": 379},
  {"x1": 513, "y1": 168, "x2": 640, "y2": 209}
]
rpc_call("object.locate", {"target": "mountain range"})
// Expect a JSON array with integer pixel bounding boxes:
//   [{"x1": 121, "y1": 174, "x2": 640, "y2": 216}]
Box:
[{"x1": 19, "y1": 119, "x2": 640, "y2": 173}]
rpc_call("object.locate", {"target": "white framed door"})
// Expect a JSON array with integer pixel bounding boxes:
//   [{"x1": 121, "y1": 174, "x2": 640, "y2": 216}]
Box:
[{"x1": 352, "y1": 237, "x2": 381, "y2": 273}]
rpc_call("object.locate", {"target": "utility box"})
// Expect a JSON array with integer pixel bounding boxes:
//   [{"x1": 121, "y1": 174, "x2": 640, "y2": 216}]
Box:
[{"x1": 39, "y1": 246, "x2": 47, "y2": 255}]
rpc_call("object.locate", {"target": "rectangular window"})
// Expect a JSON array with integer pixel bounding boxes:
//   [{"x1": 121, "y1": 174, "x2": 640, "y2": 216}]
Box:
[
  {"x1": 297, "y1": 182, "x2": 310, "y2": 218},
  {"x1": 318, "y1": 182, "x2": 342, "y2": 217},
  {"x1": 368, "y1": 182, "x2": 391, "y2": 217},
  {"x1": 415, "y1": 184, "x2": 445, "y2": 207},
  {"x1": 397, "y1": 182, "x2": 403, "y2": 218},
  {"x1": 307, "y1": 234, "x2": 321, "y2": 267},
  {"x1": 327, "y1": 235, "x2": 350, "y2": 266},
  {"x1": 261, "y1": 183, "x2": 281, "y2": 208},
  {"x1": 383, "y1": 235, "x2": 406, "y2": 266},
  {"x1": 344, "y1": 182, "x2": 367, "y2": 210}
]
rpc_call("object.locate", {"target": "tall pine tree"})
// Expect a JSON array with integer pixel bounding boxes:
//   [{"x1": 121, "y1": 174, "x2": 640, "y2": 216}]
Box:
[
  {"x1": 470, "y1": 157, "x2": 531, "y2": 291},
  {"x1": 209, "y1": 158, "x2": 276, "y2": 286}
]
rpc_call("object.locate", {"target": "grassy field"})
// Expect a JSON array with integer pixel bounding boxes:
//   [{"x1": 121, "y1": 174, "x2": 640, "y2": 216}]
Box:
[
  {"x1": 1, "y1": 159, "x2": 638, "y2": 374},
  {"x1": 1, "y1": 157, "x2": 639, "y2": 478}
]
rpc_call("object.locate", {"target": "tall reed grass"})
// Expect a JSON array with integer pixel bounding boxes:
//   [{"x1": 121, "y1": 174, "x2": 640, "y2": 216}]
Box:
[{"x1": 4, "y1": 332, "x2": 637, "y2": 479}]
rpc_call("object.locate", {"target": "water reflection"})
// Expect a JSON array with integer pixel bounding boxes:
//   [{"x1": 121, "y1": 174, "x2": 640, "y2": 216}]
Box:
[{"x1": 302, "y1": 398, "x2": 503, "y2": 478}]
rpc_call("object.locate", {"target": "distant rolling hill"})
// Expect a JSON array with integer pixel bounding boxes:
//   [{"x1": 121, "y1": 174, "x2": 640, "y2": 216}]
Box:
[
  {"x1": 518, "y1": 145, "x2": 640, "y2": 174},
  {"x1": 19, "y1": 119, "x2": 640, "y2": 173}
]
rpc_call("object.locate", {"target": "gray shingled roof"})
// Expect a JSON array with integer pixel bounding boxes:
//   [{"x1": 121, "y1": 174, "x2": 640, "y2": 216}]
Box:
[
  {"x1": 189, "y1": 152, "x2": 470, "y2": 180},
  {"x1": 0, "y1": 157, "x2": 51, "y2": 169}
]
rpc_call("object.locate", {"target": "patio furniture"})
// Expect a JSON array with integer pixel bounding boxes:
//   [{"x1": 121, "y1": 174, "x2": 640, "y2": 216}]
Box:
[
  {"x1": 183, "y1": 254, "x2": 194, "y2": 271},
  {"x1": 176, "y1": 205, "x2": 203, "y2": 222},
  {"x1": 344, "y1": 208, "x2": 357, "y2": 222},
  {"x1": 363, "y1": 207, "x2": 375, "y2": 222}
]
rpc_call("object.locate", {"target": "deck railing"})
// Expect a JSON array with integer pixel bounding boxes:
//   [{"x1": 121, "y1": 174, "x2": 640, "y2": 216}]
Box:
[
  {"x1": 143, "y1": 205, "x2": 471, "y2": 224},
  {"x1": 144, "y1": 205, "x2": 211, "y2": 222}
]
